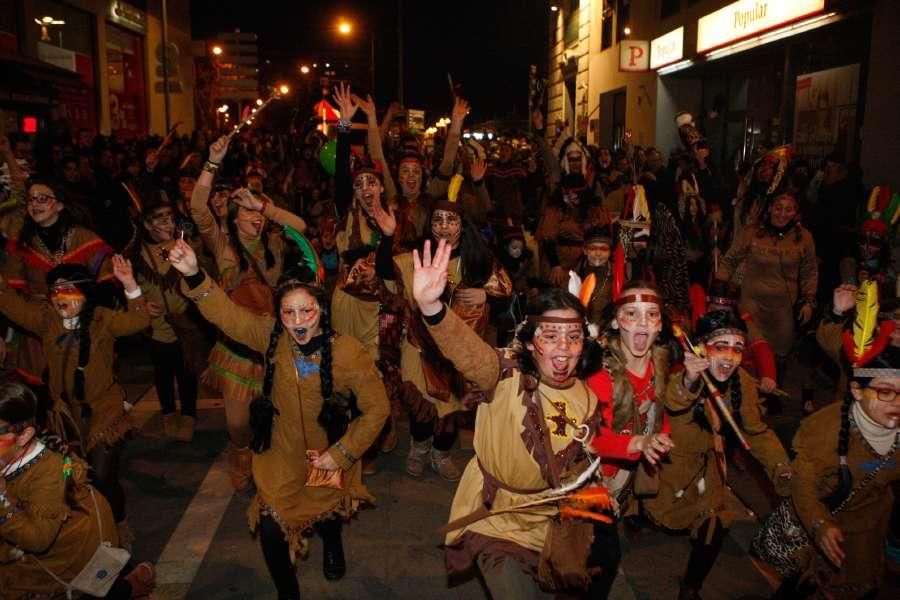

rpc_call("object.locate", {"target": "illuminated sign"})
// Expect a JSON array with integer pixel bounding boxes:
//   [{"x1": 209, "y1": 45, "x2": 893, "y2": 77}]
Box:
[
  {"x1": 650, "y1": 27, "x2": 684, "y2": 70},
  {"x1": 697, "y1": 0, "x2": 825, "y2": 53},
  {"x1": 109, "y1": 1, "x2": 146, "y2": 35},
  {"x1": 619, "y1": 40, "x2": 650, "y2": 72}
]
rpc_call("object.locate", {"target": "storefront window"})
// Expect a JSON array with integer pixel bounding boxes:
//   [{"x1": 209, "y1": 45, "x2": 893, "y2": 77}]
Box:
[{"x1": 107, "y1": 25, "x2": 147, "y2": 138}]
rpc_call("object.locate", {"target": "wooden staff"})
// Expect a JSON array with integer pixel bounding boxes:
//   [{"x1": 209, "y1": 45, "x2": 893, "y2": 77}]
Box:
[
  {"x1": 672, "y1": 324, "x2": 751, "y2": 450},
  {"x1": 227, "y1": 92, "x2": 282, "y2": 139}
]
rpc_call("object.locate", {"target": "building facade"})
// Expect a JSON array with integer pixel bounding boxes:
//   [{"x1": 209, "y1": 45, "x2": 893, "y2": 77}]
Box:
[
  {"x1": 546, "y1": 0, "x2": 898, "y2": 188},
  {"x1": 0, "y1": 0, "x2": 194, "y2": 139}
]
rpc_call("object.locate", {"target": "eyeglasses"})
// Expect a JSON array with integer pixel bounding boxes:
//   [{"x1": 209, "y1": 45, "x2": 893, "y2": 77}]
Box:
[
  {"x1": 27, "y1": 193, "x2": 56, "y2": 205},
  {"x1": 0, "y1": 420, "x2": 32, "y2": 435},
  {"x1": 864, "y1": 387, "x2": 900, "y2": 402}
]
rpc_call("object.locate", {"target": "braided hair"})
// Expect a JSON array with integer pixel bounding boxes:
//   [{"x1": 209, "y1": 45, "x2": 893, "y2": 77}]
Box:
[
  {"x1": 690, "y1": 310, "x2": 749, "y2": 432},
  {"x1": 249, "y1": 266, "x2": 341, "y2": 453},
  {"x1": 46, "y1": 264, "x2": 96, "y2": 406},
  {"x1": 225, "y1": 202, "x2": 275, "y2": 274}
]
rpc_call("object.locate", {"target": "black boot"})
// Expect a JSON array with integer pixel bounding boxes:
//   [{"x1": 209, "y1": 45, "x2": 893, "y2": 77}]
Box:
[{"x1": 317, "y1": 519, "x2": 345, "y2": 581}]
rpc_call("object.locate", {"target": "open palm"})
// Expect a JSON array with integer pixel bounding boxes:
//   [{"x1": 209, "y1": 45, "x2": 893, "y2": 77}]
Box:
[{"x1": 413, "y1": 239, "x2": 451, "y2": 315}]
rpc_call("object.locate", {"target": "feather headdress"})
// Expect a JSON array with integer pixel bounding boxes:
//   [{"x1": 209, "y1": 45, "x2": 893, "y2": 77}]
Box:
[
  {"x1": 283, "y1": 225, "x2": 324, "y2": 284},
  {"x1": 842, "y1": 280, "x2": 896, "y2": 368}
]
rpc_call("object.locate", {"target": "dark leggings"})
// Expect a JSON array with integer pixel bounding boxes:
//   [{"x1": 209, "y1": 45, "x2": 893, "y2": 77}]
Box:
[
  {"x1": 259, "y1": 515, "x2": 301, "y2": 600},
  {"x1": 89, "y1": 443, "x2": 125, "y2": 523},
  {"x1": 683, "y1": 519, "x2": 728, "y2": 590},
  {"x1": 586, "y1": 520, "x2": 622, "y2": 598},
  {"x1": 409, "y1": 416, "x2": 456, "y2": 451},
  {"x1": 149, "y1": 339, "x2": 198, "y2": 417}
]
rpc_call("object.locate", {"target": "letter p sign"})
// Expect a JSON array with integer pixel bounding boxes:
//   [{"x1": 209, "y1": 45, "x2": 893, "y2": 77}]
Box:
[{"x1": 619, "y1": 40, "x2": 650, "y2": 72}]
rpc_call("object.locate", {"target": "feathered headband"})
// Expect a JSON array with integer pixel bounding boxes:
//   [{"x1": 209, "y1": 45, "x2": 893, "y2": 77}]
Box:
[{"x1": 842, "y1": 280, "x2": 897, "y2": 375}]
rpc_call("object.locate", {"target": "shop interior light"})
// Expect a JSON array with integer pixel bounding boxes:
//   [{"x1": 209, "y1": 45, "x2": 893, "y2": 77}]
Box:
[
  {"x1": 657, "y1": 59, "x2": 694, "y2": 76},
  {"x1": 217, "y1": 104, "x2": 229, "y2": 113},
  {"x1": 706, "y1": 12, "x2": 840, "y2": 62},
  {"x1": 473, "y1": 132, "x2": 485, "y2": 141},
  {"x1": 550, "y1": 5, "x2": 558, "y2": 12}
]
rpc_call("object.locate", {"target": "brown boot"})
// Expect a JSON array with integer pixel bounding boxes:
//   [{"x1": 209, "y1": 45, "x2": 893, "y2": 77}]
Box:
[
  {"x1": 173, "y1": 415, "x2": 195, "y2": 443},
  {"x1": 405, "y1": 437, "x2": 431, "y2": 477},
  {"x1": 163, "y1": 413, "x2": 179, "y2": 439},
  {"x1": 227, "y1": 441, "x2": 253, "y2": 492},
  {"x1": 430, "y1": 448, "x2": 461, "y2": 482}
]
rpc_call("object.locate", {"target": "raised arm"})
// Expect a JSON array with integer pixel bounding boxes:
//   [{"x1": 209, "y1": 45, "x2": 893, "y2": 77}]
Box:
[
  {"x1": 105, "y1": 255, "x2": 151, "y2": 337},
  {"x1": 191, "y1": 135, "x2": 232, "y2": 256},
  {"x1": 427, "y1": 98, "x2": 469, "y2": 198},
  {"x1": 355, "y1": 94, "x2": 398, "y2": 204},
  {"x1": 412, "y1": 239, "x2": 500, "y2": 391},
  {"x1": 0, "y1": 276, "x2": 50, "y2": 336},
  {"x1": 168, "y1": 239, "x2": 273, "y2": 353},
  {"x1": 230, "y1": 187, "x2": 307, "y2": 233},
  {"x1": 332, "y1": 83, "x2": 358, "y2": 216}
]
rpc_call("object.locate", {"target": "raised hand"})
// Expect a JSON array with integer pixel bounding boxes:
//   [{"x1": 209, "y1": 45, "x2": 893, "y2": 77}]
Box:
[
  {"x1": 413, "y1": 239, "x2": 452, "y2": 316},
  {"x1": 230, "y1": 188, "x2": 264, "y2": 211},
  {"x1": 451, "y1": 97, "x2": 470, "y2": 125},
  {"x1": 470, "y1": 156, "x2": 487, "y2": 182},
  {"x1": 682, "y1": 352, "x2": 711, "y2": 387},
  {"x1": 208, "y1": 135, "x2": 232, "y2": 164},
  {"x1": 111, "y1": 255, "x2": 138, "y2": 293},
  {"x1": 167, "y1": 239, "x2": 200, "y2": 276},
  {"x1": 353, "y1": 94, "x2": 377, "y2": 120},
  {"x1": 333, "y1": 82, "x2": 359, "y2": 123},
  {"x1": 833, "y1": 283, "x2": 857, "y2": 315},
  {"x1": 371, "y1": 198, "x2": 397, "y2": 236}
]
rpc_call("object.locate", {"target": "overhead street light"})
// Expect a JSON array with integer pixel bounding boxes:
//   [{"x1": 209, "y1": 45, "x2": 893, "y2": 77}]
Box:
[{"x1": 211, "y1": 45, "x2": 223, "y2": 56}]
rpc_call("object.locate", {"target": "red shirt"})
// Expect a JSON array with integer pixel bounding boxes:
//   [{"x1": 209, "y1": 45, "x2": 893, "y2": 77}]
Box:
[{"x1": 586, "y1": 364, "x2": 670, "y2": 476}]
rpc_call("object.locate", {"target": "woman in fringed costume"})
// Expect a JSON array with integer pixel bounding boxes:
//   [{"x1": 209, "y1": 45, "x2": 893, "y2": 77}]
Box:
[
  {"x1": 166, "y1": 238, "x2": 388, "y2": 598},
  {"x1": 752, "y1": 280, "x2": 899, "y2": 598},
  {"x1": 0, "y1": 255, "x2": 149, "y2": 545},
  {"x1": 189, "y1": 134, "x2": 307, "y2": 491},
  {"x1": 0, "y1": 382, "x2": 155, "y2": 600}
]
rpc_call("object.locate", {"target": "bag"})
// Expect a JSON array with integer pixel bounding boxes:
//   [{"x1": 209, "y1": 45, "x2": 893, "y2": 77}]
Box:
[
  {"x1": 305, "y1": 449, "x2": 344, "y2": 490},
  {"x1": 537, "y1": 517, "x2": 594, "y2": 592},
  {"x1": 750, "y1": 499, "x2": 810, "y2": 579},
  {"x1": 31, "y1": 487, "x2": 130, "y2": 599}
]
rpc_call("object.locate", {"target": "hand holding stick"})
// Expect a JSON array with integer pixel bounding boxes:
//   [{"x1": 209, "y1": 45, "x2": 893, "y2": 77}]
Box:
[{"x1": 672, "y1": 324, "x2": 751, "y2": 450}]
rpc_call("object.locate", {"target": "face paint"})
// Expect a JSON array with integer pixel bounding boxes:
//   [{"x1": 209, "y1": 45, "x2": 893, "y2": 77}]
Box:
[
  {"x1": 146, "y1": 209, "x2": 176, "y2": 242},
  {"x1": 584, "y1": 242, "x2": 610, "y2": 267},
  {"x1": 616, "y1": 289, "x2": 662, "y2": 358},
  {"x1": 506, "y1": 239, "x2": 524, "y2": 259},
  {"x1": 280, "y1": 288, "x2": 322, "y2": 345},
  {"x1": 49, "y1": 284, "x2": 86, "y2": 319},
  {"x1": 704, "y1": 334, "x2": 746, "y2": 382},
  {"x1": 526, "y1": 311, "x2": 585, "y2": 383},
  {"x1": 858, "y1": 376, "x2": 900, "y2": 429},
  {"x1": 431, "y1": 209, "x2": 462, "y2": 247},
  {"x1": 353, "y1": 173, "x2": 382, "y2": 215}
]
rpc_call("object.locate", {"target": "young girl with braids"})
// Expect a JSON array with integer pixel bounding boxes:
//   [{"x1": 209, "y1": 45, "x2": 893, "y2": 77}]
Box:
[
  {"x1": 166, "y1": 238, "x2": 388, "y2": 597},
  {"x1": 0, "y1": 255, "x2": 149, "y2": 543},
  {"x1": 0, "y1": 382, "x2": 155, "y2": 599},
  {"x1": 190, "y1": 134, "x2": 307, "y2": 491},
  {"x1": 643, "y1": 310, "x2": 791, "y2": 599},
  {"x1": 413, "y1": 238, "x2": 621, "y2": 598},
  {"x1": 757, "y1": 281, "x2": 899, "y2": 598}
]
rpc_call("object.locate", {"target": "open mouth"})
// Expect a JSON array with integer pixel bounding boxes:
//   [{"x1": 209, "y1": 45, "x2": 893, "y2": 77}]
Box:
[
  {"x1": 632, "y1": 332, "x2": 649, "y2": 352},
  {"x1": 715, "y1": 362, "x2": 735, "y2": 378},
  {"x1": 551, "y1": 356, "x2": 572, "y2": 380}
]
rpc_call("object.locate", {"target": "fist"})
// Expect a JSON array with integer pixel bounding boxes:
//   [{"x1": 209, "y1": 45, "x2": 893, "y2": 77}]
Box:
[{"x1": 167, "y1": 239, "x2": 199, "y2": 276}]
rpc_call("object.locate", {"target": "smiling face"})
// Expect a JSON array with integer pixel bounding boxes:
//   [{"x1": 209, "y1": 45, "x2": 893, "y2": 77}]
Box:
[
  {"x1": 210, "y1": 190, "x2": 230, "y2": 218},
  {"x1": 615, "y1": 288, "x2": 662, "y2": 358},
  {"x1": 851, "y1": 375, "x2": 900, "y2": 429},
  {"x1": 234, "y1": 206, "x2": 266, "y2": 238},
  {"x1": 280, "y1": 287, "x2": 322, "y2": 345},
  {"x1": 144, "y1": 207, "x2": 176, "y2": 242},
  {"x1": 398, "y1": 161, "x2": 422, "y2": 199},
  {"x1": 353, "y1": 173, "x2": 383, "y2": 216},
  {"x1": 525, "y1": 310, "x2": 585, "y2": 383},
  {"x1": 769, "y1": 195, "x2": 798, "y2": 228},
  {"x1": 431, "y1": 209, "x2": 462, "y2": 248},
  {"x1": 26, "y1": 183, "x2": 64, "y2": 227},
  {"x1": 49, "y1": 281, "x2": 86, "y2": 319},
  {"x1": 704, "y1": 333, "x2": 746, "y2": 382},
  {"x1": 584, "y1": 242, "x2": 611, "y2": 268}
]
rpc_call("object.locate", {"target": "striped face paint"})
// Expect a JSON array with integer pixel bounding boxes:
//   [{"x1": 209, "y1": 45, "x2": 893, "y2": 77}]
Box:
[{"x1": 49, "y1": 284, "x2": 85, "y2": 318}]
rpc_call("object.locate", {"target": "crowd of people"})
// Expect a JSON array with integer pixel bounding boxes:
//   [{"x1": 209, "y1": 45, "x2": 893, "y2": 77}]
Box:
[{"x1": 0, "y1": 80, "x2": 897, "y2": 600}]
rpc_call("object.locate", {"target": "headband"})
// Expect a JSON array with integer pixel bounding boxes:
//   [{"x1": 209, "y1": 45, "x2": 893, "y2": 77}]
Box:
[
  {"x1": 50, "y1": 278, "x2": 93, "y2": 288},
  {"x1": 706, "y1": 295, "x2": 738, "y2": 307},
  {"x1": 526, "y1": 315, "x2": 585, "y2": 325},
  {"x1": 852, "y1": 367, "x2": 900, "y2": 379},
  {"x1": 699, "y1": 327, "x2": 746, "y2": 342},
  {"x1": 615, "y1": 293, "x2": 661, "y2": 307},
  {"x1": 0, "y1": 419, "x2": 34, "y2": 436}
]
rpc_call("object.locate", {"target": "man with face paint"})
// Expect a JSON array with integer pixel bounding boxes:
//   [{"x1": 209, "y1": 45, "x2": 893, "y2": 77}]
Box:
[
  {"x1": 167, "y1": 238, "x2": 388, "y2": 593},
  {"x1": 189, "y1": 134, "x2": 308, "y2": 491},
  {"x1": 386, "y1": 190, "x2": 511, "y2": 482},
  {"x1": 575, "y1": 227, "x2": 614, "y2": 327},
  {"x1": 643, "y1": 310, "x2": 790, "y2": 600},
  {"x1": 756, "y1": 285, "x2": 899, "y2": 598},
  {"x1": 412, "y1": 238, "x2": 619, "y2": 598},
  {"x1": 3, "y1": 180, "x2": 114, "y2": 387}
]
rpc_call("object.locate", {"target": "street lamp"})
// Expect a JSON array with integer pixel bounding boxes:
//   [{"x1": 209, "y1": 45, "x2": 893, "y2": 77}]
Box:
[
  {"x1": 335, "y1": 18, "x2": 375, "y2": 93},
  {"x1": 300, "y1": 65, "x2": 310, "y2": 75},
  {"x1": 211, "y1": 45, "x2": 223, "y2": 56},
  {"x1": 337, "y1": 20, "x2": 352, "y2": 35},
  {"x1": 278, "y1": 84, "x2": 290, "y2": 96}
]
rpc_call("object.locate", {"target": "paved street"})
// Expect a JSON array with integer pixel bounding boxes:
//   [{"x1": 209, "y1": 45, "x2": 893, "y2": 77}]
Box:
[{"x1": 114, "y1": 343, "x2": 897, "y2": 600}]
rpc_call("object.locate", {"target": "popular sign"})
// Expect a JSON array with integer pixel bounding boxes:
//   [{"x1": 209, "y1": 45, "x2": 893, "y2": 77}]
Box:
[
  {"x1": 619, "y1": 40, "x2": 650, "y2": 72},
  {"x1": 697, "y1": 0, "x2": 825, "y2": 53},
  {"x1": 650, "y1": 27, "x2": 684, "y2": 70}
]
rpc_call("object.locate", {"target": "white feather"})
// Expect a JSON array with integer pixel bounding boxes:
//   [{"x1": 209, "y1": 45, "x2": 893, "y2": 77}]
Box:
[{"x1": 568, "y1": 270, "x2": 582, "y2": 297}]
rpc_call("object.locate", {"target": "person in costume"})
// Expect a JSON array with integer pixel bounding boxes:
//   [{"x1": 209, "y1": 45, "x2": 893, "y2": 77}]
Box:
[
  {"x1": 414, "y1": 238, "x2": 619, "y2": 599},
  {"x1": 734, "y1": 146, "x2": 791, "y2": 231},
  {"x1": 643, "y1": 310, "x2": 791, "y2": 599},
  {"x1": 134, "y1": 198, "x2": 208, "y2": 442},
  {"x1": 574, "y1": 226, "x2": 614, "y2": 328},
  {"x1": 189, "y1": 134, "x2": 308, "y2": 491},
  {"x1": 752, "y1": 280, "x2": 899, "y2": 598},
  {"x1": 0, "y1": 255, "x2": 149, "y2": 545},
  {"x1": 838, "y1": 185, "x2": 899, "y2": 300},
  {"x1": 2, "y1": 179, "x2": 114, "y2": 387},
  {"x1": 717, "y1": 192, "x2": 818, "y2": 364},
  {"x1": 382, "y1": 179, "x2": 511, "y2": 482},
  {"x1": 0, "y1": 382, "x2": 155, "y2": 599},
  {"x1": 585, "y1": 280, "x2": 675, "y2": 597},
  {"x1": 166, "y1": 238, "x2": 388, "y2": 597}
]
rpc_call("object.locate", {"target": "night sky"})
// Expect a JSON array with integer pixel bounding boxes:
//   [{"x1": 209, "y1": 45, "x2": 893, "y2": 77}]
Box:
[{"x1": 190, "y1": 0, "x2": 548, "y2": 125}]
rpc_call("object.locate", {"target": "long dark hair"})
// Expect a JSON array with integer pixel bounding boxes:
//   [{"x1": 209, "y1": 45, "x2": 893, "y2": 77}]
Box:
[
  {"x1": 429, "y1": 210, "x2": 493, "y2": 288},
  {"x1": 18, "y1": 179, "x2": 69, "y2": 250},
  {"x1": 694, "y1": 310, "x2": 748, "y2": 429},
  {"x1": 225, "y1": 202, "x2": 275, "y2": 274},
  {"x1": 46, "y1": 264, "x2": 96, "y2": 405},
  {"x1": 249, "y1": 268, "x2": 344, "y2": 453},
  {"x1": 515, "y1": 288, "x2": 603, "y2": 381},
  {"x1": 0, "y1": 382, "x2": 66, "y2": 455}
]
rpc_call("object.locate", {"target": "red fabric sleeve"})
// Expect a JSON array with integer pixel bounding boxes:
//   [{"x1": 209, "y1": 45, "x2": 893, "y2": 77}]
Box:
[
  {"x1": 586, "y1": 370, "x2": 641, "y2": 460},
  {"x1": 748, "y1": 339, "x2": 777, "y2": 381}
]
